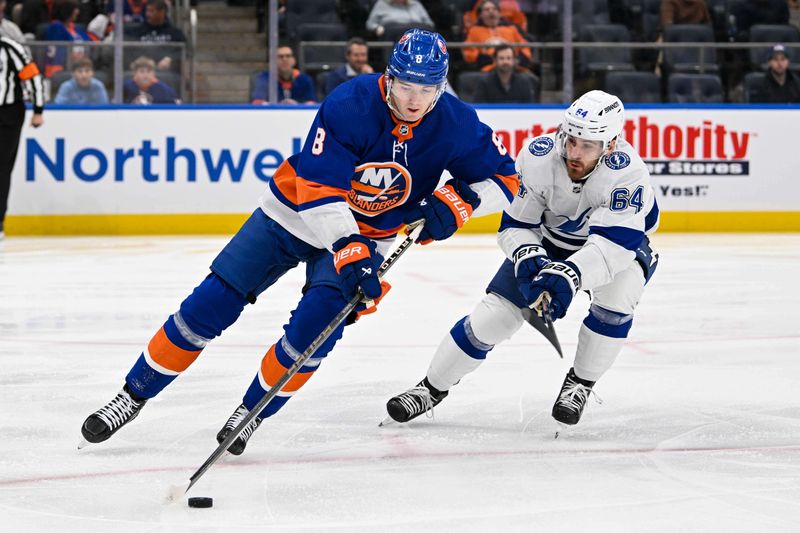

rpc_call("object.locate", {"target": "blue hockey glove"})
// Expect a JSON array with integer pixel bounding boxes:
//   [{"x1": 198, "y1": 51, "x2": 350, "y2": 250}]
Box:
[
  {"x1": 332, "y1": 234, "x2": 383, "y2": 300},
  {"x1": 512, "y1": 244, "x2": 550, "y2": 301},
  {"x1": 403, "y1": 180, "x2": 481, "y2": 244},
  {"x1": 526, "y1": 261, "x2": 582, "y2": 320}
]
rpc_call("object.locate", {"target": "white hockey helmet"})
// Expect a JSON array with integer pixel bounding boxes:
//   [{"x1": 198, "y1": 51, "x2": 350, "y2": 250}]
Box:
[{"x1": 556, "y1": 90, "x2": 625, "y2": 177}]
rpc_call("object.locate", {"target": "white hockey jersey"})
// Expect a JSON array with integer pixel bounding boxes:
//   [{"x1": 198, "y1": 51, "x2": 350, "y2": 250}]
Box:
[{"x1": 498, "y1": 134, "x2": 659, "y2": 291}]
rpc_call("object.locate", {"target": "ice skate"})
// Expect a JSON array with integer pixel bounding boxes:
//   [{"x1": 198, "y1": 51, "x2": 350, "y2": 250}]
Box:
[
  {"x1": 79, "y1": 384, "x2": 148, "y2": 448},
  {"x1": 381, "y1": 378, "x2": 449, "y2": 425},
  {"x1": 552, "y1": 368, "x2": 601, "y2": 437},
  {"x1": 216, "y1": 403, "x2": 262, "y2": 456}
]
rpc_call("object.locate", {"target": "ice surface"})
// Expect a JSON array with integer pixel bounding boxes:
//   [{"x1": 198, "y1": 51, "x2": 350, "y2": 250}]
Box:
[{"x1": 1, "y1": 233, "x2": 798, "y2": 532}]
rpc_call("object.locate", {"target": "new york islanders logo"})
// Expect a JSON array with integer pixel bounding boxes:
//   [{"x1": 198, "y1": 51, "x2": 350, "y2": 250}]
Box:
[
  {"x1": 529, "y1": 137, "x2": 554, "y2": 156},
  {"x1": 348, "y1": 162, "x2": 412, "y2": 216},
  {"x1": 605, "y1": 151, "x2": 631, "y2": 170}
]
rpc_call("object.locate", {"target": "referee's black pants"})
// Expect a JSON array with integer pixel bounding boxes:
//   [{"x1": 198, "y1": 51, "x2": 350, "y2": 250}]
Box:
[{"x1": 0, "y1": 102, "x2": 25, "y2": 226}]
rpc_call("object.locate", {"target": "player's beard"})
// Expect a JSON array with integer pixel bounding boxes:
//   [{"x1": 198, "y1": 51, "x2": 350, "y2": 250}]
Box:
[{"x1": 565, "y1": 158, "x2": 590, "y2": 181}]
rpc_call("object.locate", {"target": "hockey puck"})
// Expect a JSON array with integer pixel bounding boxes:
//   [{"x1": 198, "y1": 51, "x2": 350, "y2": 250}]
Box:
[{"x1": 187, "y1": 497, "x2": 213, "y2": 508}]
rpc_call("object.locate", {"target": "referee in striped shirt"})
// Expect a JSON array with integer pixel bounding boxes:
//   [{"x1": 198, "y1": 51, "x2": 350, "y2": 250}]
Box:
[{"x1": 1, "y1": 36, "x2": 44, "y2": 239}]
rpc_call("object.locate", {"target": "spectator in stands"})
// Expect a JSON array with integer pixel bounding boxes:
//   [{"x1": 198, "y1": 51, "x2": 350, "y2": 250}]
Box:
[
  {"x1": 366, "y1": 0, "x2": 434, "y2": 38},
  {"x1": 463, "y1": 0, "x2": 528, "y2": 35},
  {"x1": 0, "y1": 0, "x2": 26, "y2": 43},
  {"x1": 86, "y1": 12, "x2": 110, "y2": 40},
  {"x1": 659, "y1": 0, "x2": 710, "y2": 31},
  {"x1": 17, "y1": 0, "x2": 49, "y2": 36},
  {"x1": 127, "y1": 0, "x2": 185, "y2": 71},
  {"x1": 54, "y1": 57, "x2": 108, "y2": 104},
  {"x1": 108, "y1": 0, "x2": 147, "y2": 24},
  {"x1": 123, "y1": 55, "x2": 179, "y2": 104},
  {"x1": 730, "y1": 0, "x2": 790, "y2": 41},
  {"x1": 752, "y1": 44, "x2": 800, "y2": 103},
  {"x1": 251, "y1": 45, "x2": 315, "y2": 105},
  {"x1": 44, "y1": 0, "x2": 91, "y2": 78},
  {"x1": 324, "y1": 37, "x2": 373, "y2": 97},
  {"x1": 474, "y1": 43, "x2": 536, "y2": 103},
  {"x1": 463, "y1": 0, "x2": 532, "y2": 70}
]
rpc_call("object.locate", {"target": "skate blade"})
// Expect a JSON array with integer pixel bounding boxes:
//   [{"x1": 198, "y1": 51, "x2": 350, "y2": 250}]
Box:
[
  {"x1": 77, "y1": 438, "x2": 92, "y2": 450},
  {"x1": 553, "y1": 421, "x2": 573, "y2": 439},
  {"x1": 378, "y1": 415, "x2": 397, "y2": 427}
]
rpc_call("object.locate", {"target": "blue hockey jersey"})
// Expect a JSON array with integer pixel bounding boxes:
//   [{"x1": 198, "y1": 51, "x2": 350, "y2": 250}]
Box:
[{"x1": 259, "y1": 73, "x2": 518, "y2": 251}]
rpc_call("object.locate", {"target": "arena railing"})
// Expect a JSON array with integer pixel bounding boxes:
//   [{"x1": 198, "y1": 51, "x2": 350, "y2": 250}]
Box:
[{"x1": 298, "y1": 40, "x2": 800, "y2": 104}]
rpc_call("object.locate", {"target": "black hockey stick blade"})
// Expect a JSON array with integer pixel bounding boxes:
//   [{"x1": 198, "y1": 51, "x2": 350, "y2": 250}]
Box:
[{"x1": 521, "y1": 303, "x2": 563, "y2": 358}]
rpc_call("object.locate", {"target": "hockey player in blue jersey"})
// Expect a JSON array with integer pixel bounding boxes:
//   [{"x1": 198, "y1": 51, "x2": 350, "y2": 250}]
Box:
[
  {"x1": 384, "y1": 90, "x2": 660, "y2": 428},
  {"x1": 79, "y1": 29, "x2": 519, "y2": 454}
]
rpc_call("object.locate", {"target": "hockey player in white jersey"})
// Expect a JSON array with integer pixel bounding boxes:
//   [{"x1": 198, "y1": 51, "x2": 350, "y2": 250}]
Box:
[{"x1": 384, "y1": 90, "x2": 660, "y2": 427}]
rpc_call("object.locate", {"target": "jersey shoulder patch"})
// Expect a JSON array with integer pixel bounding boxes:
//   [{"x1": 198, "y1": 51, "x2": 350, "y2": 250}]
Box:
[
  {"x1": 528, "y1": 136, "x2": 555, "y2": 157},
  {"x1": 604, "y1": 151, "x2": 631, "y2": 170}
]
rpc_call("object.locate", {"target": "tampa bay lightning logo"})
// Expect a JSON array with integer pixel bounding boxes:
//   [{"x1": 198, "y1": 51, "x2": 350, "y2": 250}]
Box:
[
  {"x1": 605, "y1": 151, "x2": 631, "y2": 170},
  {"x1": 528, "y1": 137, "x2": 554, "y2": 156},
  {"x1": 555, "y1": 207, "x2": 592, "y2": 233}
]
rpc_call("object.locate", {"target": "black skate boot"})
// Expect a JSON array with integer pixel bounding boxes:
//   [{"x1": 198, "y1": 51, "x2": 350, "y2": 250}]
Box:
[
  {"x1": 551, "y1": 368, "x2": 599, "y2": 425},
  {"x1": 216, "y1": 403, "x2": 263, "y2": 456},
  {"x1": 384, "y1": 378, "x2": 449, "y2": 424},
  {"x1": 80, "y1": 384, "x2": 148, "y2": 446}
]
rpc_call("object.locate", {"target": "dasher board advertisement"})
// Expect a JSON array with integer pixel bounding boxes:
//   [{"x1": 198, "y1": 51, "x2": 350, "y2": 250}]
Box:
[{"x1": 7, "y1": 105, "x2": 799, "y2": 234}]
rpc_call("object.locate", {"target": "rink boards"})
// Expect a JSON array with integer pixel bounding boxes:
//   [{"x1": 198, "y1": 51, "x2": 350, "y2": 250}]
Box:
[{"x1": 6, "y1": 104, "x2": 800, "y2": 235}]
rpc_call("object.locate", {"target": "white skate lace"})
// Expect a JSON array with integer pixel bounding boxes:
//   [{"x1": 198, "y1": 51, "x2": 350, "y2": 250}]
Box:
[
  {"x1": 557, "y1": 381, "x2": 603, "y2": 413},
  {"x1": 95, "y1": 390, "x2": 141, "y2": 430},
  {"x1": 225, "y1": 406, "x2": 261, "y2": 441},
  {"x1": 397, "y1": 386, "x2": 436, "y2": 419}
]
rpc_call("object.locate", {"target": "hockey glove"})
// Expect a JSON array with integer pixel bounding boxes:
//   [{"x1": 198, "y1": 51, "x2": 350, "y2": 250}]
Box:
[
  {"x1": 526, "y1": 261, "x2": 581, "y2": 320},
  {"x1": 403, "y1": 180, "x2": 481, "y2": 244},
  {"x1": 347, "y1": 281, "x2": 392, "y2": 324},
  {"x1": 512, "y1": 244, "x2": 550, "y2": 299},
  {"x1": 332, "y1": 234, "x2": 383, "y2": 300}
]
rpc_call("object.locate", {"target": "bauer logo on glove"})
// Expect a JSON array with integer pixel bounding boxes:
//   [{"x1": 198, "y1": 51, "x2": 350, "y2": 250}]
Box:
[
  {"x1": 403, "y1": 179, "x2": 481, "y2": 244},
  {"x1": 527, "y1": 261, "x2": 582, "y2": 320}
]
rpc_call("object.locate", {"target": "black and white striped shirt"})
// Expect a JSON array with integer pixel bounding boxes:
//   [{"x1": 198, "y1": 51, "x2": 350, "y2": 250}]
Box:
[{"x1": 1, "y1": 36, "x2": 45, "y2": 114}]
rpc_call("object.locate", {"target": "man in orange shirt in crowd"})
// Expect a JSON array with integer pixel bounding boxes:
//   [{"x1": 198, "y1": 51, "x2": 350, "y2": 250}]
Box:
[
  {"x1": 463, "y1": 0, "x2": 531, "y2": 70},
  {"x1": 463, "y1": 0, "x2": 528, "y2": 33}
]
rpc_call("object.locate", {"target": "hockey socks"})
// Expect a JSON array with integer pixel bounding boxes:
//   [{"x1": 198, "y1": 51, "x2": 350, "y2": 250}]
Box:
[
  {"x1": 574, "y1": 304, "x2": 632, "y2": 382},
  {"x1": 427, "y1": 293, "x2": 525, "y2": 391},
  {"x1": 126, "y1": 312, "x2": 208, "y2": 398},
  {"x1": 427, "y1": 316, "x2": 490, "y2": 391},
  {"x1": 241, "y1": 337, "x2": 321, "y2": 419}
]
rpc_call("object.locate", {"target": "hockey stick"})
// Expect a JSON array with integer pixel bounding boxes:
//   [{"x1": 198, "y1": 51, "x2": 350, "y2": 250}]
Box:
[
  {"x1": 166, "y1": 221, "x2": 425, "y2": 503},
  {"x1": 520, "y1": 294, "x2": 563, "y2": 358}
]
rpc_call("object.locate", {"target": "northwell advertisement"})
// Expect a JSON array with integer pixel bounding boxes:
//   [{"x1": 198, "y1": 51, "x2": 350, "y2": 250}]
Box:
[{"x1": 7, "y1": 106, "x2": 796, "y2": 232}]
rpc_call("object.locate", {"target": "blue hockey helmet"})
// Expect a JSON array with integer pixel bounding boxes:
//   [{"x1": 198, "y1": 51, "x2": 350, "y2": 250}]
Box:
[
  {"x1": 385, "y1": 29, "x2": 449, "y2": 119},
  {"x1": 386, "y1": 28, "x2": 449, "y2": 86}
]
